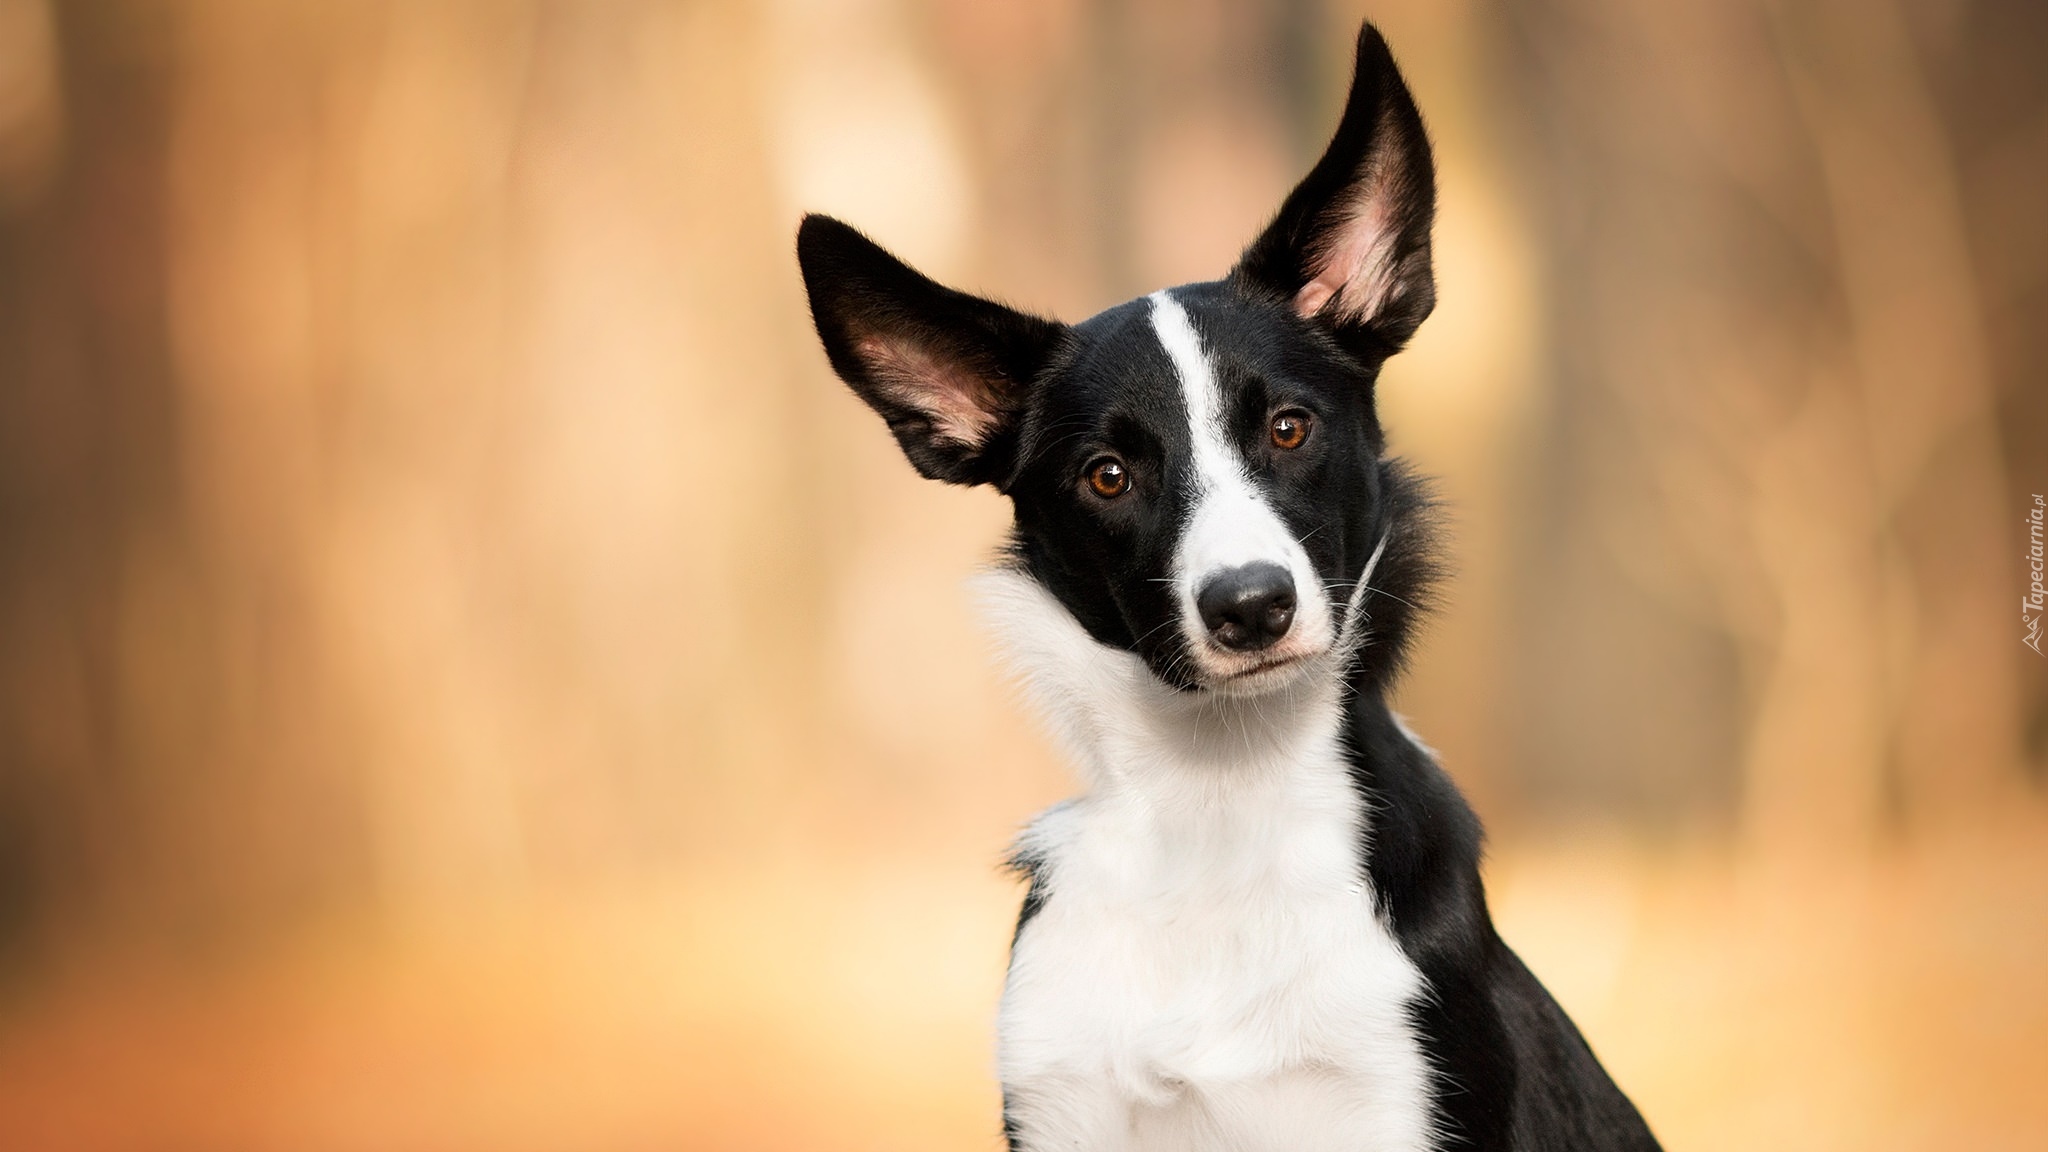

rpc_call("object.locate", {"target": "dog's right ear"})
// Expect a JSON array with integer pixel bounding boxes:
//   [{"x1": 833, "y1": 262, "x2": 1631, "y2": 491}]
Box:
[
  {"x1": 1233, "y1": 23, "x2": 1437, "y2": 358},
  {"x1": 797, "y1": 215, "x2": 1068, "y2": 487}
]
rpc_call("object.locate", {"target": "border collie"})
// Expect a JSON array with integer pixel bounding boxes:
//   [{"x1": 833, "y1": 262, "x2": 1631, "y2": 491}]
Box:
[{"x1": 797, "y1": 22, "x2": 1661, "y2": 1152}]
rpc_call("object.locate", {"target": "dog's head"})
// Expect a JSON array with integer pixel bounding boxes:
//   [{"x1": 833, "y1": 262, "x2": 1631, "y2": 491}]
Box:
[{"x1": 799, "y1": 25, "x2": 1436, "y2": 697}]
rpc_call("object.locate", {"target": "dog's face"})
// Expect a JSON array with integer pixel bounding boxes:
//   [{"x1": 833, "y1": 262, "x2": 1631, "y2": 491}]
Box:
[
  {"x1": 994, "y1": 285, "x2": 1388, "y2": 694},
  {"x1": 799, "y1": 27, "x2": 1435, "y2": 695}
]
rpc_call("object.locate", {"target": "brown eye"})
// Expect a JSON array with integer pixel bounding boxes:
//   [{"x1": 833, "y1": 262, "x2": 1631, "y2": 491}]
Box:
[
  {"x1": 1086, "y1": 457, "x2": 1130, "y2": 499},
  {"x1": 1270, "y1": 410, "x2": 1312, "y2": 450}
]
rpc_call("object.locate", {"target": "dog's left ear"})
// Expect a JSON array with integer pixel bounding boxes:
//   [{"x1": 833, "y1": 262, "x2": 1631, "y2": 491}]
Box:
[
  {"x1": 798, "y1": 214, "x2": 1068, "y2": 487},
  {"x1": 1233, "y1": 23, "x2": 1436, "y2": 356}
]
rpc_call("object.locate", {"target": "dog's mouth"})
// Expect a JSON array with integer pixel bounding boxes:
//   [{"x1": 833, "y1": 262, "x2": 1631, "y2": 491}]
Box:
[
  {"x1": 1222, "y1": 654, "x2": 1303, "y2": 680},
  {"x1": 1194, "y1": 643, "x2": 1330, "y2": 695},
  {"x1": 1166, "y1": 598, "x2": 1341, "y2": 696}
]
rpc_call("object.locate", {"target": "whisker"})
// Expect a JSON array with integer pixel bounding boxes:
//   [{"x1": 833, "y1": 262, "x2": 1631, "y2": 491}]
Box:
[
  {"x1": 1131, "y1": 616, "x2": 1184, "y2": 648},
  {"x1": 1362, "y1": 584, "x2": 1419, "y2": 611}
]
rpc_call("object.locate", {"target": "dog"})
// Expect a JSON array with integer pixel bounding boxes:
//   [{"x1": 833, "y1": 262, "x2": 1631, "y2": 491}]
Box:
[{"x1": 797, "y1": 21, "x2": 1661, "y2": 1152}]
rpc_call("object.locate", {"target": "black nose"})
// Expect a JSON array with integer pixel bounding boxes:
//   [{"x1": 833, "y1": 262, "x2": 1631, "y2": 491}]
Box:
[{"x1": 1196, "y1": 562, "x2": 1297, "y2": 651}]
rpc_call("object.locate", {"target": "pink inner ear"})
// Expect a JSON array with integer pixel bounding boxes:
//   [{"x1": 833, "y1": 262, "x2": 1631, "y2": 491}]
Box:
[
  {"x1": 1292, "y1": 192, "x2": 1401, "y2": 325},
  {"x1": 856, "y1": 337, "x2": 1002, "y2": 447},
  {"x1": 1293, "y1": 280, "x2": 1338, "y2": 317}
]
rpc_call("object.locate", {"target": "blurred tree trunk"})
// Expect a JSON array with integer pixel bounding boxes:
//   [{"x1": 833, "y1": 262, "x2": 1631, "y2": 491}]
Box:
[
  {"x1": 0, "y1": 1, "x2": 199, "y2": 943},
  {"x1": 1497, "y1": 0, "x2": 2044, "y2": 840}
]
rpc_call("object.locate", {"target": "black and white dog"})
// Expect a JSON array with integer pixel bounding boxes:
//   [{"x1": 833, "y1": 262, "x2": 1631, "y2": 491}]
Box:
[{"x1": 797, "y1": 22, "x2": 1660, "y2": 1152}]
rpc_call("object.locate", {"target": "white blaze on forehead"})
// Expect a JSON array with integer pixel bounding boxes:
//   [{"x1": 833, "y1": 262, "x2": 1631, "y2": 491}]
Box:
[
  {"x1": 1147, "y1": 291, "x2": 1332, "y2": 668},
  {"x1": 1147, "y1": 291, "x2": 1232, "y2": 505}
]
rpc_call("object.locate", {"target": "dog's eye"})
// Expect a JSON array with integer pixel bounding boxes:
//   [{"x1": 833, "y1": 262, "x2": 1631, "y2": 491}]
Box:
[
  {"x1": 1270, "y1": 410, "x2": 1312, "y2": 450},
  {"x1": 1085, "y1": 457, "x2": 1131, "y2": 499}
]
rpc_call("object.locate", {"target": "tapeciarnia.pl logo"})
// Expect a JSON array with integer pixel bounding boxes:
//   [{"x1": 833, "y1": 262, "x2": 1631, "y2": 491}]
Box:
[{"x1": 2027, "y1": 494, "x2": 2046, "y2": 656}]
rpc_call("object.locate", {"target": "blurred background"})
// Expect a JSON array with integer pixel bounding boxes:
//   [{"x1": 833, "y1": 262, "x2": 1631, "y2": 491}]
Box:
[{"x1": 0, "y1": 0, "x2": 2043, "y2": 1148}]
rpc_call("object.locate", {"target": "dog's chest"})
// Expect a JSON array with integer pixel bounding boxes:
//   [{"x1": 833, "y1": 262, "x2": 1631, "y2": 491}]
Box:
[{"x1": 997, "y1": 750, "x2": 1436, "y2": 1152}]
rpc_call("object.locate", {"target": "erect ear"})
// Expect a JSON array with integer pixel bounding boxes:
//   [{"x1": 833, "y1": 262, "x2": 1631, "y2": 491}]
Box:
[
  {"x1": 796, "y1": 215, "x2": 1068, "y2": 487},
  {"x1": 1233, "y1": 23, "x2": 1436, "y2": 356}
]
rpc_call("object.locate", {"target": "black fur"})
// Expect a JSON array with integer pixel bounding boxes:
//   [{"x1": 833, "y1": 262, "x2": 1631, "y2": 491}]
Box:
[
  {"x1": 1344, "y1": 686, "x2": 1656, "y2": 1149},
  {"x1": 799, "y1": 19, "x2": 1660, "y2": 1152}
]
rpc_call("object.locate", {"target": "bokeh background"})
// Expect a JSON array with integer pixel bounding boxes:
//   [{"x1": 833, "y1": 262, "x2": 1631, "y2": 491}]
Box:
[{"x1": 0, "y1": 0, "x2": 2044, "y2": 1148}]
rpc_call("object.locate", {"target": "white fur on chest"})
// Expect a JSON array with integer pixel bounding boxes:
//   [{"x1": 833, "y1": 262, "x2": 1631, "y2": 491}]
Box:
[{"x1": 980, "y1": 571, "x2": 1436, "y2": 1152}]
